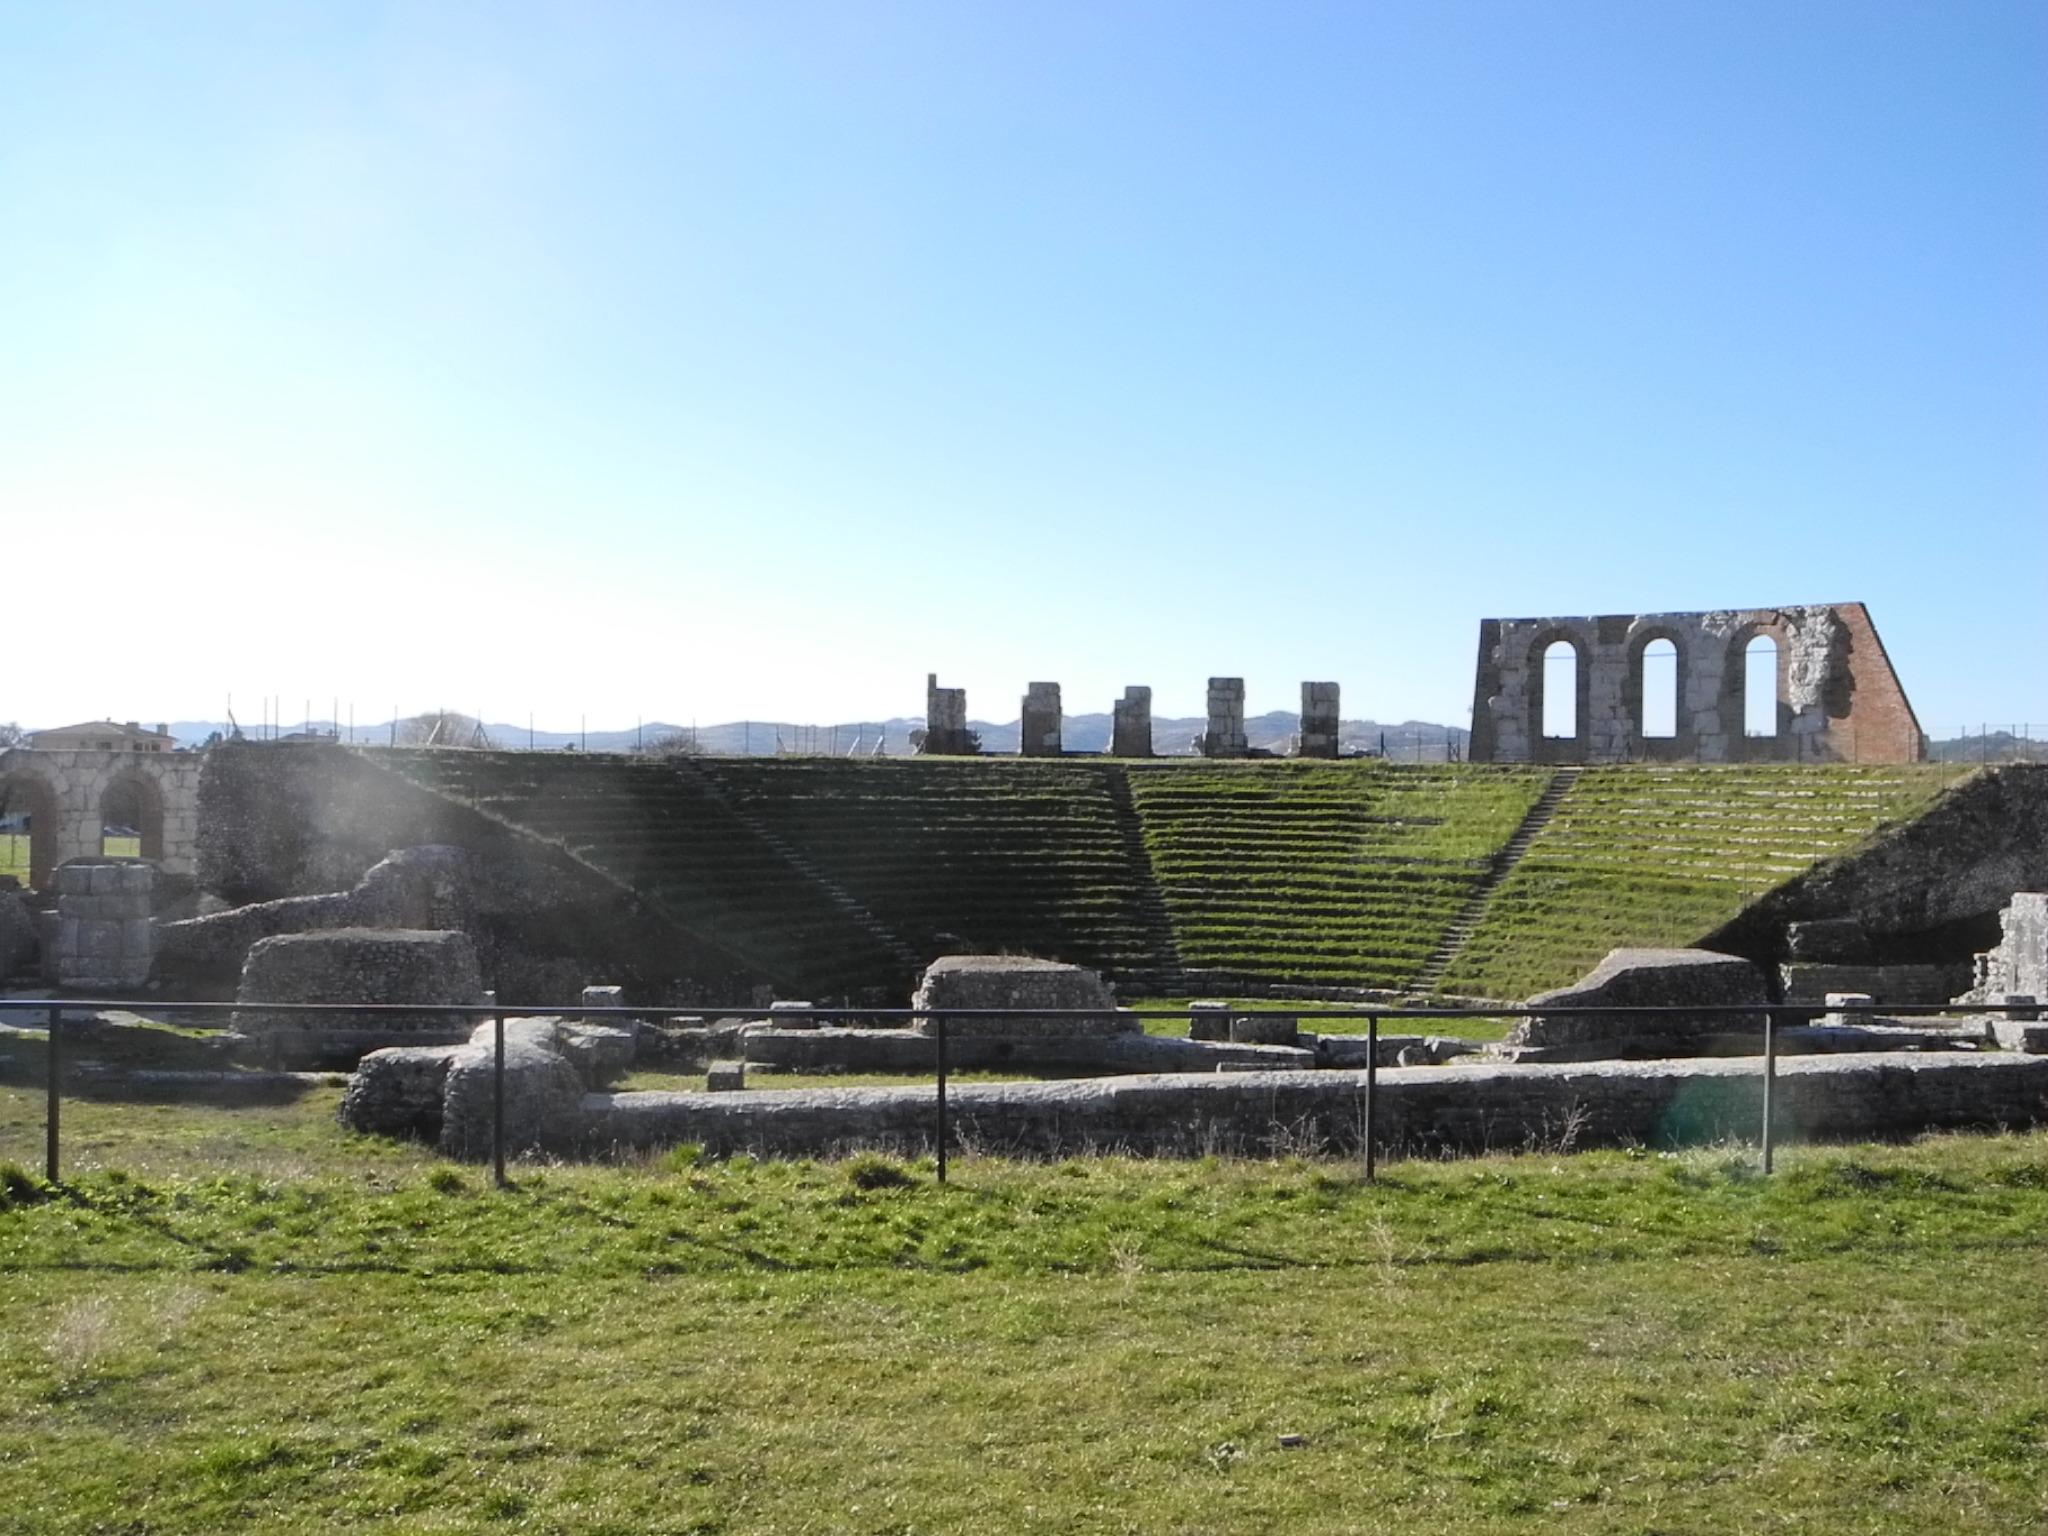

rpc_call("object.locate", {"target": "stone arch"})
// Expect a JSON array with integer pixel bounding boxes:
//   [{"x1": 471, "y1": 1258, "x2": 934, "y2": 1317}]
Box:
[
  {"x1": 1625, "y1": 624, "x2": 1689, "y2": 760},
  {"x1": 1526, "y1": 624, "x2": 1592, "y2": 763},
  {"x1": 0, "y1": 769, "x2": 62, "y2": 889},
  {"x1": 100, "y1": 769, "x2": 166, "y2": 861},
  {"x1": 1719, "y1": 617, "x2": 1794, "y2": 761}
]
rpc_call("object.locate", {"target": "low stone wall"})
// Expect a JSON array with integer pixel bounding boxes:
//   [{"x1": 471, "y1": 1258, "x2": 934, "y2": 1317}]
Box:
[
  {"x1": 576, "y1": 1052, "x2": 2048, "y2": 1160},
  {"x1": 738, "y1": 1025, "x2": 1312, "y2": 1074}
]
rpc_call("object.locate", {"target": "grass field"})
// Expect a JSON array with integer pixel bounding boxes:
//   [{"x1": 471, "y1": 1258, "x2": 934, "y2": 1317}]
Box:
[
  {"x1": 0, "y1": 832, "x2": 137, "y2": 886},
  {"x1": 2, "y1": 1085, "x2": 2044, "y2": 1533}
]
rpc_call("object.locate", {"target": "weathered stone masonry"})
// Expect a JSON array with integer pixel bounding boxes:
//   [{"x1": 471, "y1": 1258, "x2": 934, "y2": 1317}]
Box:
[
  {"x1": 1467, "y1": 603, "x2": 1923, "y2": 764},
  {"x1": 0, "y1": 747, "x2": 201, "y2": 888}
]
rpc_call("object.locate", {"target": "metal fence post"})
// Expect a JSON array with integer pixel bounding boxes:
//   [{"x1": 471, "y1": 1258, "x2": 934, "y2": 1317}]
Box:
[
  {"x1": 45, "y1": 1006, "x2": 61, "y2": 1184},
  {"x1": 1761, "y1": 1013, "x2": 1776, "y2": 1176},
  {"x1": 1363, "y1": 1015, "x2": 1378, "y2": 1182},
  {"x1": 935, "y1": 1011, "x2": 949, "y2": 1184},
  {"x1": 493, "y1": 1010, "x2": 507, "y2": 1188}
]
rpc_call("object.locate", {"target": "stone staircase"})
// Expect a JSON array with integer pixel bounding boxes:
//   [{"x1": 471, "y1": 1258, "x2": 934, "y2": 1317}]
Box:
[
  {"x1": 1103, "y1": 767, "x2": 1190, "y2": 995},
  {"x1": 1404, "y1": 766, "x2": 1581, "y2": 999}
]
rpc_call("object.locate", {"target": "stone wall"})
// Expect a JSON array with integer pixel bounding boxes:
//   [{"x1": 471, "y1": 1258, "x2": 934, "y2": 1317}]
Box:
[
  {"x1": 1111, "y1": 687, "x2": 1153, "y2": 758},
  {"x1": 1467, "y1": 603, "x2": 1924, "y2": 764},
  {"x1": 1198, "y1": 678, "x2": 1248, "y2": 759},
  {"x1": 1298, "y1": 682, "x2": 1340, "y2": 758},
  {"x1": 1019, "y1": 682, "x2": 1062, "y2": 757},
  {"x1": 0, "y1": 747, "x2": 202, "y2": 888}
]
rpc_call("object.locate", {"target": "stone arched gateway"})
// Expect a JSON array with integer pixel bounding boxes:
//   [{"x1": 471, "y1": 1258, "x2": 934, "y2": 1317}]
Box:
[{"x1": 0, "y1": 748, "x2": 201, "y2": 888}]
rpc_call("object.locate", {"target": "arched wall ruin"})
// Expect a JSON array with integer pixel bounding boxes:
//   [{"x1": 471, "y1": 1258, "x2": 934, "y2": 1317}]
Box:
[
  {"x1": 1468, "y1": 603, "x2": 1924, "y2": 765},
  {"x1": 0, "y1": 748, "x2": 201, "y2": 887}
]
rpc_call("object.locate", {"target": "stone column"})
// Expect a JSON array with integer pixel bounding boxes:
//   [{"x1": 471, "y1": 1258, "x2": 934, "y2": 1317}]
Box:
[
  {"x1": 1298, "y1": 682, "x2": 1340, "y2": 758},
  {"x1": 1200, "y1": 678, "x2": 1248, "y2": 759},
  {"x1": 919, "y1": 674, "x2": 979, "y2": 755},
  {"x1": 1019, "y1": 682, "x2": 1062, "y2": 757},
  {"x1": 1111, "y1": 687, "x2": 1153, "y2": 758},
  {"x1": 54, "y1": 859, "x2": 155, "y2": 991}
]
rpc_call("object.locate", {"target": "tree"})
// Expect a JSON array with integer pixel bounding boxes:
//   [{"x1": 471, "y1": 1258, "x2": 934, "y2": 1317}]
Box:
[
  {"x1": 0, "y1": 722, "x2": 23, "y2": 750},
  {"x1": 393, "y1": 712, "x2": 491, "y2": 748},
  {"x1": 644, "y1": 729, "x2": 703, "y2": 757}
]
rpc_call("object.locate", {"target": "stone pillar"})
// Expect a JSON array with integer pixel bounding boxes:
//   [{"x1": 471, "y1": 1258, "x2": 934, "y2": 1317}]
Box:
[
  {"x1": 1298, "y1": 681, "x2": 1340, "y2": 758},
  {"x1": 1111, "y1": 686, "x2": 1153, "y2": 758},
  {"x1": 54, "y1": 858, "x2": 155, "y2": 991},
  {"x1": 1019, "y1": 682, "x2": 1062, "y2": 757},
  {"x1": 918, "y1": 674, "x2": 979, "y2": 755},
  {"x1": 1199, "y1": 678, "x2": 1248, "y2": 759}
]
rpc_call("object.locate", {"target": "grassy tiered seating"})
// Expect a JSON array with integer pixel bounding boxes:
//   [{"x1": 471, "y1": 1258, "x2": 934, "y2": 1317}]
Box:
[
  {"x1": 1124, "y1": 762, "x2": 1550, "y2": 991},
  {"x1": 692, "y1": 758, "x2": 1163, "y2": 981},
  {"x1": 380, "y1": 751, "x2": 906, "y2": 995},
  {"x1": 1439, "y1": 765, "x2": 1950, "y2": 1002}
]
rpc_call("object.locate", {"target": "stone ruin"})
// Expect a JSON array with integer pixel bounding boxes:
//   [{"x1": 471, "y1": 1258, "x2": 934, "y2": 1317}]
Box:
[
  {"x1": 914, "y1": 674, "x2": 981, "y2": 756},
  {"x1": 1298, "y1": 682, "x2": 1340, "y2": 759},
  {"x1": 1468, "y1": 602, "x2": 1924, "y2": 764},
  {"x1": 910, "y1": 955, "x2": 1131, "y2": 1037},
  {"x1": 236, "y1": 927, "x2": 486, "y2": 1067},
  {"x1": 1197, "y1": 677, "x2": 1248, "y2": 759},
  {"x1": 1503, "y1": 948, "x2": 1768, "y2": 1059},
  {"x1": 1111, "y1": 686, "x2": 1152, "y2": 758},
  {"x1": 1019, "y1": 682, "x2": 1062, "y2": 757}
]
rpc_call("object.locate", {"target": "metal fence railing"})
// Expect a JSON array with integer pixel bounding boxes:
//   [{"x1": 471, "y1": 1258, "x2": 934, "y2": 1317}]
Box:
[{"x1": 3, "y1": 999, "x2": 2041, "y2": 1192}]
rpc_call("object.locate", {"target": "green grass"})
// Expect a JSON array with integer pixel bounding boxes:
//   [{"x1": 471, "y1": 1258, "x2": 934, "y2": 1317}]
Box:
[
  {"x1": 1441, "y1": 766, "x2": 1950, "y2": 1000},
  {"x1": 1, "y1": 1086, "x2": 2044, "y2": 1532},
  {"x1": 0, "y1": 832, "x2": 28, "y2": 886},
  {"x1": 375, "y1": 753, "x2": 1965, "y2": 1005}
]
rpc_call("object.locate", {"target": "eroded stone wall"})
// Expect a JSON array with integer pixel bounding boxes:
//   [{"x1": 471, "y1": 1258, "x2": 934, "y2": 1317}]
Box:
[{"x1": 1467, "y1": 603, "x2": 1923, "y2": 764}]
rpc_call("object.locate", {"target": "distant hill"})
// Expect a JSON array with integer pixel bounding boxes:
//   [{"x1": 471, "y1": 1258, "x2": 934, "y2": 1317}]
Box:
[
  {"x1": 1928, "y1": 730, "x2": 2048, "y2": 765},
  {"x1": 159, "y1": 714, "x2": 1471, "y2": 758}
]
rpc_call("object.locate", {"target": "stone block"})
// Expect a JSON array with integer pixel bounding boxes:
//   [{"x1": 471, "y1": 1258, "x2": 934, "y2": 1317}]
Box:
[
  {"x1": 911, "y1": 956, "x2": 1130, "y2": 1037},
  {"x1": 1229, "y1": 1013, "x2": 1299, "y2": 1047},
  {"x1": 581, "y1": 984, "x2": 625, "y2": 1016},
  {"x1": 769, "y1": 1000, "x2": 819, "y2": 1030},
  {"x1": 706, "y1": 1060, "x2": 746, "y2": 1092},
  {"x1": 1513, "y1": 948, "x2": 1767, "y2": 1046},
  {"x1": 1187, "y1": 1000, "x2": 1232, "y2": 1041},
  {"x1": 236, "y1": 927, "x2": 485, "y2": 1067}
]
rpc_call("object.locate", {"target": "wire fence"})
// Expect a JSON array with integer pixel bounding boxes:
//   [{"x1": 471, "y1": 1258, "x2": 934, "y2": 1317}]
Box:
[{"x1": 3, "y1": 998, "x2": 2041, "y2": 1192}]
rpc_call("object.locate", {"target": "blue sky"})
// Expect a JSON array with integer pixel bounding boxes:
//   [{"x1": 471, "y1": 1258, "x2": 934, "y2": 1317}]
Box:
[{"x1": 3, "y1": 2, "x2": 2041, "y2": 736}]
